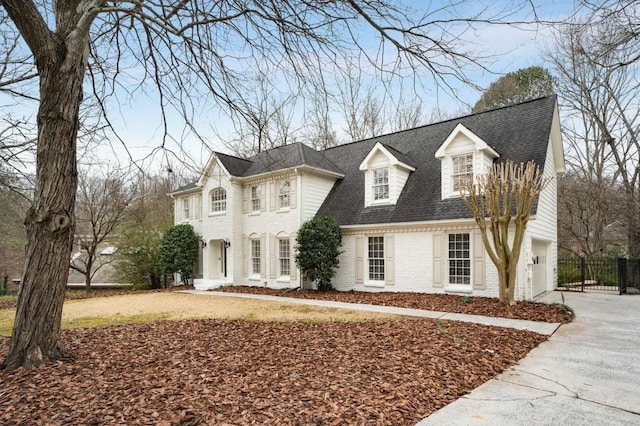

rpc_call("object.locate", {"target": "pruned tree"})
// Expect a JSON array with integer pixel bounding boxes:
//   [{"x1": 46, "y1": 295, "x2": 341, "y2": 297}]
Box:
[
  {"x1": 70, "y1": 168, "x2": 132, "y2": 290},
  {"x1": 472, "y1": 66, "x2": 554, "y2": 113},
  {"x1": 0, "y1": 0, "x2": 541, "y2": 369},
  {"x1": 462, "y1": 161, "x2": 551, "y2": 305}
]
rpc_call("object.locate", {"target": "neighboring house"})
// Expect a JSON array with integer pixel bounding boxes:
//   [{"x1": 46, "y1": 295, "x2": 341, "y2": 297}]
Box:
[{"x1": 170, "y1": 96, "x2": 564, "y2": 300}]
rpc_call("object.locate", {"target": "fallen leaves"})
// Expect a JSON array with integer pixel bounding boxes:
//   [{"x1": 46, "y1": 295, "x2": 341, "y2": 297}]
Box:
[
  {"x1": 218, "y1": 287, "x2": 573, "y2": 323},
  {"x1": 0, "y1": 318, "x2": 546, "y2": 425}
]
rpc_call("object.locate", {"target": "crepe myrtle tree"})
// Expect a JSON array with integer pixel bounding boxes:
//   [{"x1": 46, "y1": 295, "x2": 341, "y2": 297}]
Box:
[
  {"x1": 295, "y1": 216, "x2": 343, "y2": 291},
  {"x1": 461, "y1": 160, "x2": 551, "y2": 305},
  {"x1": 158, "y1": 224, "x2": 200, "y2": 286}
]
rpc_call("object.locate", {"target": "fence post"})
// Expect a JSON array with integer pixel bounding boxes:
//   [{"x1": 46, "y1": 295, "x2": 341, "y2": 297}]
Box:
[
  {"x1": 580, "y1": 257, "x2": 585, "y2": 292},
  {"x1": 618, "y1": 257, "x2": 627, "y2": 295}
]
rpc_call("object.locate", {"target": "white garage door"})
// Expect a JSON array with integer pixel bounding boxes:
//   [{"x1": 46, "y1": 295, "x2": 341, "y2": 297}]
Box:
[{"x1": 532, "y1": 240, "x2": 548, "y2": 297}]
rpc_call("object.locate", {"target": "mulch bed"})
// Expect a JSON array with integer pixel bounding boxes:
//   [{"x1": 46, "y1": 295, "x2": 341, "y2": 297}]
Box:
[
  {"x1": 217, "y1": 286, "x2": 574, "y2": 323},
  {"x1": 0, "y1": 318, "x2": 546, "y2": 425}
]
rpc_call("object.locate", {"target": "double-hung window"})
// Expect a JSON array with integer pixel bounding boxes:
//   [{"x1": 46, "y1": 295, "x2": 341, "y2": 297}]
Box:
[
  {"x1": 251, "y1": 186, "x2": 261, "y2": 212},
  {"x1": 182, "y1": 198, "x2": 190, "y2": 220},
  {"x1": 372, "y1": 168, "x2": 389, "y2": 201},
  {"x1": 279, "y1": 181, "x2": 290, "y2": 209},
  {"x1": 368, "y1": 236, "x2": 385, "y2": 281},
  {"x1": 251, "y1": 239, "x2": 261, "y2": 275},
  {"x1": 451, "y1": 154, "x2": 473, "y2": 192},
  {"x1": 448, "y1": 233, "x2": 470, "y2": 285},
  {"x1": 279, "y1": 239, "x2": 290, "y2": 277}
]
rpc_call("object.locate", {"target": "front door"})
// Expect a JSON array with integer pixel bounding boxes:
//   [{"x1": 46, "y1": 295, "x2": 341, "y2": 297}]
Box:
[{"x1": 209, "y1": 240, "x2": 227, "y2": 279}]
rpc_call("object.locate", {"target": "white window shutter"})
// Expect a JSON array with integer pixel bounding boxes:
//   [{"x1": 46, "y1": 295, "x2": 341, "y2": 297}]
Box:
[
  {"x1": 242, "y1": 187, "x2": 249, "y2": 214},
  {"x1": 260, "y1": 184, "x2": 267, "y2": 212},
  {"x1": 473, "y1": 230, "x2": 485, "y2": 290},
  {"x1": 260, "y1": 233, "x2": 266, "y2": 278},
  {"x1": 355, "y1": 236, "x2": 364, "y2": 284},
  {"x1": 433, "y1": 231, "x2": 443, "y2": 288},
  {"x1": 242, "y1": 236, "x2": 249, "y2": 277},
  {"x1": 269, "y1": 234, "x2": 277, "y2": 279},
  {"x1": 289, "y1": 178, "x2": 297, "y2": 209},
  {"x1": 270, "y1": 182, "x2": 276, "y2": 211},
  {"x1": 385, "y1": 234, "x2": 395, "y2": 285}
]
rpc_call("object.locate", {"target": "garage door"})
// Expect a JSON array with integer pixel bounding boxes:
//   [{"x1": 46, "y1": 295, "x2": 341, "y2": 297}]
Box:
[{"x1": 532, "y1": 240, "x2": 547, "y2": 297}]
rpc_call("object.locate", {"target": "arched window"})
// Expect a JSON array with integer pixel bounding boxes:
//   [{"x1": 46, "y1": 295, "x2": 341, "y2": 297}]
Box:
[
  {"x1": 279, "y1": 180, "x2": 290, "y2": 209},
  {"x1": 210, "y1": 187, "x2": 227, "y2": 213}
]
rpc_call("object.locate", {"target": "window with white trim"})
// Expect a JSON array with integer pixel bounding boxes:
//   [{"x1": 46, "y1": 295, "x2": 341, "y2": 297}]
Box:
[
  {"x1": 368, "y1": 236, "x2": 385, "y2": 281},
  {"x1": 279, "y1": 239, "x2": 290, "y2": 277},
  {"x1": 182, "y1": 198, "x2": 190, "y2": 220},
  {"x1": 251, "y1": 186, "x2": 261, "y2": 212},
  {"x1": 451, "y1": 154, "x2": 473, "y2": 192},
  {"x1": 448, "y1": 233, "x2": 470, "y2": 285},
  {"x1": 372, "y1": 168, "x2": 389, "y2": 201},
  {"x1": 251, "y1": 239, "x2": 261, "y2": 275},
  {"x1": 279, "y1": 181, "x2": 290, "y2": 209},
  {"x1": 210, "y1": 187, "x2": 226, "y2": 213}
]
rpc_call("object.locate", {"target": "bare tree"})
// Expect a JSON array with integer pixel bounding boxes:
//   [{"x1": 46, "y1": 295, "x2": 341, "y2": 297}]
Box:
[
  {"x1": 220, "y1": 75, "x2": 299, "y2": 157},
  {"x1": 548, "y1": 12, "x2": 640, "y2": 258},
  {"x1": 304, "y1": 92, "x2": 340, "y2": 150},
  {"x1": 462, "y1": 161, "x2": 551, "y2": 305},
  {"x1": 0, "y1": 0, "x2": 541, "y2": 369},
  {"x1": 70, "y1": 168, "x2": 133, "y2": 290},
  {"x1": 116, "y1": 173, "x2": 174, "y2": 289}
]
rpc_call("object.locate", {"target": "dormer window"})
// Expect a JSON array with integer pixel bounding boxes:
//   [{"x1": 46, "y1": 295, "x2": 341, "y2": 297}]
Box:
[
  {"x1": 451, "y1": 154, "x2": 473, "y2": 192},
  {"x1": 372, "y1": 168, "x2": 389, "y2": 201},
  {"x1": 359, "y1": 143, "x2": 415, "y2": 207},
  {"x1": 435, "y1": 123, "x2": 500, "y2": 199}
]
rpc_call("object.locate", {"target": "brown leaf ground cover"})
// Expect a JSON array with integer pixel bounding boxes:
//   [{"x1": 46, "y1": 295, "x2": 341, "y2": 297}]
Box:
[
  {"x1": 0, "y1": 318, "x2": 546, "y2": 425},
  {"x1": 217, "y1": 286, "x2": 574, "y2": 323}
]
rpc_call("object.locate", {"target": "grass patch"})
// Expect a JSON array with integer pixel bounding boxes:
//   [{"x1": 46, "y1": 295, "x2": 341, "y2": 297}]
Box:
[
  {"x1": 0, "y1": 295, "x2": 17, "y2": 303},
  {"x1": 62, "y1": 312, "x2": 172, "y2": 330}
]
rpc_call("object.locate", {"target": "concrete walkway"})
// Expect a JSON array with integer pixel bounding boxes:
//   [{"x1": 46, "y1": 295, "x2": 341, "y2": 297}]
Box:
[
  {"x1": 182, "y1": 290, "x2": 560, "y2": 335},
  {"x1": 418, "y1": 291, "x2": 640, "y2": 425}
]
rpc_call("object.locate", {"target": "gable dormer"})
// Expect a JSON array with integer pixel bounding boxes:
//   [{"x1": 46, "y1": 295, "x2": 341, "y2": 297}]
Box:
[
  {"x1": 435, "y1": 123, "x2": 500, "y2": 199},
  {"x1": 359, "y1": 143, "x2": 415, "y2": 207}
]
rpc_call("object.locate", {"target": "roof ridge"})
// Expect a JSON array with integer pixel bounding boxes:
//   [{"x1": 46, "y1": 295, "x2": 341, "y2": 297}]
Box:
[
  {"x1": 324, "y1": 95, "x2": 557, "y2": 151},
  {"x1": 214, "y1": 151, "x2": 253, "y2": 163}
]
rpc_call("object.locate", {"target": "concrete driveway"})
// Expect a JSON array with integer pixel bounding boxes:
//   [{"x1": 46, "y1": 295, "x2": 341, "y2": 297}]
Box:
[{"x1": 418, "y1": 291, "x2": 640, "y2": 425}]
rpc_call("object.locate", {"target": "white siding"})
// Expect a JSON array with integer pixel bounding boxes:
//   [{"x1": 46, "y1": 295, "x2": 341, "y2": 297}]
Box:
[
  {"x1": 301, "y1": 172, "x2": 337, "y2": 221},
  {"x1": 524, "y1": 138, "x2": 558, "y2": 297}
]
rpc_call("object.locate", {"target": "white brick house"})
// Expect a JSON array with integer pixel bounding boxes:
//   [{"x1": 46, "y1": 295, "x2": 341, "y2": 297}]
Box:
[{"x1": 170, "y1": 96, "x2": 564, "y2": 300}]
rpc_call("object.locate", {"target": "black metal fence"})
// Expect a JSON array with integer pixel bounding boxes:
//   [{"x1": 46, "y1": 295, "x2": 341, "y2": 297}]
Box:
[{"x1": 558, "y1": 257, "x2": 640, "y2": 294}]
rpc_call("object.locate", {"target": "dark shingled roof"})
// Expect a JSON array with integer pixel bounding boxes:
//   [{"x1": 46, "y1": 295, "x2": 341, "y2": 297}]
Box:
[
  {"x1": 316, "y1": 95, "x2": 557, "y2": 226},
  {"x1": 216, "y1": 142, "x2": 343, "y2": 178},
  {"x1": 172, "y1": 181, "x2": 198, "y2": 193},
  {"x1": 381, "y1": 143, "x2": 417, "y2": 169},
  {"x1": 215, "y1": 152, "x2": 253, "y2": 176}
]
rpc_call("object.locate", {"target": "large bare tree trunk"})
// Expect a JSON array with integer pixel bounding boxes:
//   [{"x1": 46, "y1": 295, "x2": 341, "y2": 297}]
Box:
[{"x1": 2, "y1": 0, "x2": 88, "y2": 369}]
